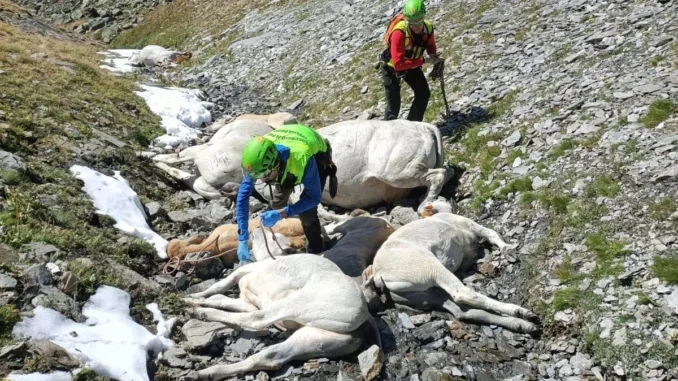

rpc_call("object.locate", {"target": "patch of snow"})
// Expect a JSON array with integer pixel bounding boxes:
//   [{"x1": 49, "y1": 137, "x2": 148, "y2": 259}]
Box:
[
  {"x1": 6, "y1": 371, "x2": 74, "y2": 381},
  {"x1": 69, "y1": 165, "x2": 168, "y2": 258},
  {"x1": 134, "y1": 84, "x2": 213, "y2": 149},
  {"x1": 12, "y1": 286, "x2": 175, "y2": 381},
  {"x1": 97, "y1": 49, "x2": 140, "y2": 73}
]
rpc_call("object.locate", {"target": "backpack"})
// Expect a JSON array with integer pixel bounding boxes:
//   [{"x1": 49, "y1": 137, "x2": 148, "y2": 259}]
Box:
[{"x1": 383, "y1": 13, "x2": 407, "y2": 46}]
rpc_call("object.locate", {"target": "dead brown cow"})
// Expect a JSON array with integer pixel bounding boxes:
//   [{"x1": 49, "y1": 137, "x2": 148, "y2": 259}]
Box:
[{"x1": 166, "y1": 218, "x2": 306, "y2": 267}]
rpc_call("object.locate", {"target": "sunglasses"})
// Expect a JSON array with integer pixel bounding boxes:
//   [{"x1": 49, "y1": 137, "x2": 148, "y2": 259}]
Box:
[
  {"x1": 243, "y1": 166, "x2": 277, "y2": 182},
  {"x1": 408, "y1": 18, "x2": 424, "y2": 26}
]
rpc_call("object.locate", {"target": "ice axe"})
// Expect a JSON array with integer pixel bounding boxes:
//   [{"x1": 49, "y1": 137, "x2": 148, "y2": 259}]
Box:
[{"x1": 429, "y1": 59, "x2": 451, "y2": 120}]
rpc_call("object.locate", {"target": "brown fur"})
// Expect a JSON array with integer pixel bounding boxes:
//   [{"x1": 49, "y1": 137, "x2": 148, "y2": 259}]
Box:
[
  {"x1": 166, "y1": 218, "x2": 306, "y2": 267},
  {"x1": 169, "y1": 52, "x2": 192, "y2": 64}
]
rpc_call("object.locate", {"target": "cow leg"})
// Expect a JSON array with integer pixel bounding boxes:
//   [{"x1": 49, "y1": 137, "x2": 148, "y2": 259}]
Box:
[
  {"x1": 154, "y1": 162, "x2": 196, "y2": 181},
  {"x1": 179, "y1": 326, "x2": 362, "y2": 381},
  {"x1": 389, "y1": 288, "x2": 537, "y2": 333},
  {"x1": 414, "y1": 167, "x2": 455, "y2": 214},
  {"x1": 441, "y1": 298, "x2": 539, "y2": 334},
  {"x1": 467, "y1": 219, "x2": 509, "y2": 251},
  {"x1": 374, "y1": 254, "x2": 537, "y2": 322},
  {"x1": 183, "y1": 294, "x2": 258, "y2": 312},
  {"x1": 189, "y1": 261, "x2": 268, "y2": 298}
]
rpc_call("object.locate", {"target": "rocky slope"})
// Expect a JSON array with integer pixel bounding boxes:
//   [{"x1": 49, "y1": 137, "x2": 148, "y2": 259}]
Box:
[
  {"x1": 1, "y1": 0, "x2": 678, "y2": 380},
  {"x1": 12, "y1": 0, "x2": 165, "y2": 43}
]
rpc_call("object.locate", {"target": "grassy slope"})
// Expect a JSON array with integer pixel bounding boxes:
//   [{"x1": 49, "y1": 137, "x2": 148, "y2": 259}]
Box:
[{"x1": 0, "y1": 2, "x2": 185, "y2": 373}]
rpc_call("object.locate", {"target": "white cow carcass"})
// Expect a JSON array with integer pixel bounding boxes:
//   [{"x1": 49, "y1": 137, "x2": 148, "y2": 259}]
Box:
[
  {"x1": 362, "y1": 212, "x2": 541, "y2": 334},
  {"x1": 154, "y1": 119, "x2": 452, "y2": 212},
  {"x1": 181, "y1": 254, "x2": 377, "y2": 380},
  {"x1": 130, "y1": 45, "x2": 192, "y2": 67},
  {"x1": 153, "y1": 119, "x2": 274, "y2": 199},
  {"x1": 318, "y1": 119, "x2": 452, "y2": 213}
]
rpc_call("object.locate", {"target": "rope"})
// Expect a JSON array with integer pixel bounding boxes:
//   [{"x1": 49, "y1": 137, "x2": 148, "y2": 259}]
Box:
[{"x1": 162, "y1": 234, "x2": 237, "y2": 276}]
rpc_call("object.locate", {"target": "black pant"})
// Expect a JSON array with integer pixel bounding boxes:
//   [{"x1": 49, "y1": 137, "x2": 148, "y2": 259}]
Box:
[{"x1": 381, "y1": 64, "x2": 431, "y2": 122}]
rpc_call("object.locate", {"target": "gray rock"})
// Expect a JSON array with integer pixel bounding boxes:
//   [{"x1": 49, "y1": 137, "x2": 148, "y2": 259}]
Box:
[
  {"x1": 644, "y1": 360, "x2": 662, "y2": 369},
  {"x1": 27, "y1": 265, "x2": 54, "y2": 286},
  {"x1": 0, "y1": 150, "x2": 27, "y2": 173},
  {"x1": 22, "y1": 243, "x2": 59, "y2": 261},
  {"x1": 184, "y1": 252, "x2": 224, "y2": 280},
  {"x1": 145, "y1": 201, "x2": 164, "y2": 217},
  {"x1": 32, "y1": 286, "x2": 82, "y2": 321},
  {"x1": 651, "y1": 35, "x2": 673, "y2": 47},
  {"x1": 413, "y1": 320, "x2": 446, "y2": 344},
  {"x1": 389, "y1": 206, "x2": 418, "y2": 226},
  {"x1": 182, "y1": 319, "x2": 238, "y2": 350},
  {"x1": 503, "y1": 130, "x2": 522, "y2": 147},
  {"x1": 0, "y1": 274, "x2": 17, "y2": 290},
  {"x1": 358, "y1": 345, "x2": 383, "y2": 381},
  {"x1": 653, "y1": 165, "x2": 678, "y2": 183},
  {"x1": 398, "y1": 313, "x2": 416, "y2": 329}
]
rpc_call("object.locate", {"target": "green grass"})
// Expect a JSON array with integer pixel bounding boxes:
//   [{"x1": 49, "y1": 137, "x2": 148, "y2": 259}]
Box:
[
  {"x1": 584, "y1": 175, "x2": 620, "y2": 199},
  {"x1": 553, "y1": 287, "x2": 584, "y2": 311},
  {"x1": 648, "y1": 198, "x2": 677, "y2": 220},
  {"x1": 548, "y1": 139, "x2": 577, "y2": 159},
  {"x1": 487, "y1": 89, "x2": 519, "y2": 118},
  {"x1": 649, "y1": 55, "x2": 665, "y2": 67},
  {"x1": 586, "y1": 232, "x2": 627, "y2": 278},
  {"x1": 0, "y1": 304, "x2": 20, "y2": 345},
  {"x1": 499, "y1": 176, "x2": 533, "y2": 196},
  {"x1": 640, "y1": 99, "x2": 675, "y2": 128},
  {"x1": 652, "y1": 256, "x2": 678, "y2": 285}
]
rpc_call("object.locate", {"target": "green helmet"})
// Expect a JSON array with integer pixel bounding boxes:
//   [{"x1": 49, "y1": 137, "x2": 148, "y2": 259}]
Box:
[
  {"x1": 241, "y1": 136, "x2": 278, "y2": 179},
  {"x1": 403, "y1": 0, "x2": 426, "y2": 21}
]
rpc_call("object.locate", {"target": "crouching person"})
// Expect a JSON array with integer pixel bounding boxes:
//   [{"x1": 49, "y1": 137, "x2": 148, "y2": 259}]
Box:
[{"x1": 236, "y1": 124, "x2": 338, "y2": 264}]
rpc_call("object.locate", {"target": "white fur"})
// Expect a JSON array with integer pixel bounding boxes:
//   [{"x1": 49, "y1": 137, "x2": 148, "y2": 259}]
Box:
[
  {"x1": 155, "y1": 119, "x2": 452, "y2": 212},
  {"x1": 181, "y1": 254, "x2": 371, "y2": 380},
  {"x1": 363, "y1": 212, "x2": 540, "y2": 334}
]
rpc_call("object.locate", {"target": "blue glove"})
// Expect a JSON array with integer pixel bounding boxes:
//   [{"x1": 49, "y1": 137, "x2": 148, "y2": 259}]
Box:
[
  {"x1": 261, "y1": 210, "x2": 282, "y2": 228},
  {"x1": 237, "y1": 240, "x2": 250, "y2": 262}
]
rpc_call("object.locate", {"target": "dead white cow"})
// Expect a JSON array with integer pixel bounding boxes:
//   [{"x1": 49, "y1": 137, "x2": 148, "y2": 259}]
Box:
[
  {"x1": 362, "y1": 212, "x2": 541, "y2": 334},
  {"x1": 180, "y1": 254, "x2": 374, "y2": 381},
  {"x1": 317, "y1": 119, "x2": 451, "y2": 214},
  {"x1": 153, "y1": 119, "x2": 274, "y2": 199},
  {"x1": 180, "y1": 216, "x2": 393, "y2": 380},
  {"x1": 129, "y1": 45, "x2": 192, "y2": 67},
  {"x1": 154, "y1": 119, "x2": 452, "y2": 211}
]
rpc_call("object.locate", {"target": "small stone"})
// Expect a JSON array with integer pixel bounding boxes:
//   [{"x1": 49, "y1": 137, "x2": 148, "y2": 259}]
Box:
[
  {"x1": 398, "y1": 313, "x2": 416, "y2": 329},
  {"x1": 0, "y1": 274, "x2": 17, "y2": 290},
  {"x1": 288, "y1": 99, "x2": 304, "y2": 110},
  {"x1": 644, "y1": 360, "x2": 662, "y2": 369},
  {"x1": 182, "y1": 319, "x2": 238, "y2": 350},
  {"x1": 410, "y1": 314, "x2": 431, "y2": 325},
  {"x1": 503, "y1": 130, "x2": 522, "y2": 147},
  {"x1": 358, "y1": 345, "x2": 383, "y2": 381},
  {"x1": 613, "y1": 92, "x2": 634, "y2": 99}
]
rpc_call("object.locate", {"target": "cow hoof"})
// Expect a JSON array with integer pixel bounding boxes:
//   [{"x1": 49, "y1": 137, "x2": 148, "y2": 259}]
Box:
[
  {"x1": 519, "y1": 309, "x2": 541, "y2": 324},
  {"x1": 522, "y1": 322, "x2": 542, "y2": 338}
]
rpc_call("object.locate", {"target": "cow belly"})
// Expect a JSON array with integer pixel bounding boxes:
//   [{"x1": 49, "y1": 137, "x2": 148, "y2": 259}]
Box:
[{"x1": 322, "y1": 176, "x2": 410, "y2": 209}]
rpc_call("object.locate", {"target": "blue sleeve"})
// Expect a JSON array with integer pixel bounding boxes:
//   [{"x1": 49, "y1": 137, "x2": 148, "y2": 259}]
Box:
[
  {"x1": 236, "y1": 174, "x2": 254, "y2": 241},
  {"x1": 284, "y1": 157, "x2": 322, "y2": 217}
]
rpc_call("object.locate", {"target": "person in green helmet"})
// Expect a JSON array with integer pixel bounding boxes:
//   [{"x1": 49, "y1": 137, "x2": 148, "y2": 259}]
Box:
[
  {"x1": 380, "y1": 0, "x2": 443, "y2": 121},
  {"x1": 235, "y1": 124, "x2": 337, "y2": 264}
]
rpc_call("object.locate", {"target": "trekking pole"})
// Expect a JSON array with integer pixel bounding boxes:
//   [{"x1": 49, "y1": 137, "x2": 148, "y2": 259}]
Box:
[{"x1": 437, "y1": 60, "x2": 451, "y2": 119}]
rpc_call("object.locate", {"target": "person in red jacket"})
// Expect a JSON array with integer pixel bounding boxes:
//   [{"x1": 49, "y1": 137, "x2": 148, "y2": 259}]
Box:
[{"x1": 380, "y1": 0, "x2": 443, "y2": 122}]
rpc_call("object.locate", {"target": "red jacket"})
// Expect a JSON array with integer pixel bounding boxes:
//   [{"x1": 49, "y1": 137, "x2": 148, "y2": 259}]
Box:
[{"x1": 389, "y1": 28, "x2": 437, "y2": 72}]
